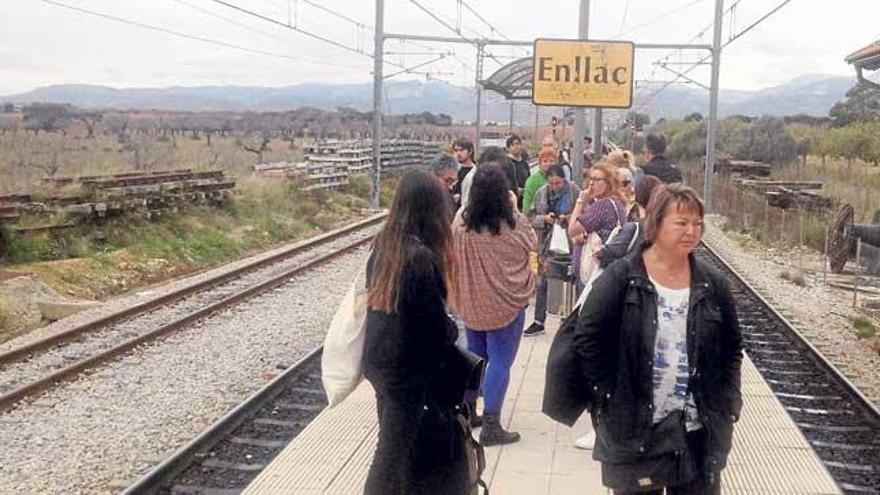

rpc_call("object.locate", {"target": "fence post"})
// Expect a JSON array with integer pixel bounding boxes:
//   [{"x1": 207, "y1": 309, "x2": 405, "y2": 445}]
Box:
[
  {"x1": 764, "y1": 199, "x2": 770, "y2": 242},
  {"x1": 854, "y1": 237, "x2": 862, "y2": 308},
  {"x1": 823, "y1": 219, "x2": 829, "y2": 286},
  {"x1": 798, "y1": 209, "x2": 804, "y2": 272},
  {"x1": 781, "y1": 208, "x2": 787, "y2": 245}
]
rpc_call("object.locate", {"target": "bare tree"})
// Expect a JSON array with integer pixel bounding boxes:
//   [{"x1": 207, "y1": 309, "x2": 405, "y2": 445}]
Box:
[
  {"x1": 0, "y1": 115, "x2": 19, "y2": 135},
  {"x1": 241, "y1": 132, "x2": 271, "y2": 163},
  {"x1": 104, "y1": 112, "x2": 130, "y2": 143},
  {"x1": 74, "y1": 111, "x2": 103, "y2": 139}
]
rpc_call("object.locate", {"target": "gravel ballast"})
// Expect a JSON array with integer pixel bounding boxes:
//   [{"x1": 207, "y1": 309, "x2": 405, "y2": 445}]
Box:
[
  {"x1": 0, "y1": 227, "x2": 378, "y2": 394},
  {"x1": 0, "y1": 247, "x2": 370, "y2": 494},
  {"x1": 703, "y1": 216, "x2": 880, "y2": 407}
]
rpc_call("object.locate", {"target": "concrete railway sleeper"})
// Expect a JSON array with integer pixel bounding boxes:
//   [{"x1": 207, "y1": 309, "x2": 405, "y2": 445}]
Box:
[
  {"x1": 123, "y1": 348, "x2": 326, "y2": 494},
  {"x1": 0, "y1": 214, "x2": 385, "y2": 412},
  {"x1": 697, "y1": 243, "x2": 880, "y2": 494}
]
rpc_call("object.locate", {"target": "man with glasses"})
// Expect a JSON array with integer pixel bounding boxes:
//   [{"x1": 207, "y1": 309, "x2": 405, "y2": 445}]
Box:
[
  {"x1": 642, "y1": 133, "x2": 683, "y2": 184},
  {"x1": 430, "y1": 153, "x2": 459, "y2": 219}
]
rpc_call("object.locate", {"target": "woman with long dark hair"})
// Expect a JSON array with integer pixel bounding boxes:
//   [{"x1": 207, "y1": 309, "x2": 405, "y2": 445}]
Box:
[
  {"x1": 363, "y1": 170, "x2": 468, "y2": 494},
  {"x1": 452, "y1": 162, "x2": 537, "y2": 446}
]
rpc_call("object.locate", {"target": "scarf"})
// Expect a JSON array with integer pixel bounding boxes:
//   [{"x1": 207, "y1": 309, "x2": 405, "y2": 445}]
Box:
[{"x1": 547, "y1": 182, "x2": 571, "y2": 215}]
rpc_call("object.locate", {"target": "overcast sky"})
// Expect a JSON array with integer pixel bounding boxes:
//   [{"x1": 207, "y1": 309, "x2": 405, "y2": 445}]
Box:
[{"x1": 1, "y1": 0, "x2": 877, "y2": 96}]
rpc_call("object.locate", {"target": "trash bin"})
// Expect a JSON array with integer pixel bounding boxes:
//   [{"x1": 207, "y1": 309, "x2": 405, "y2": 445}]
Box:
[
  {"x1": 546, "y1": 257, "x2": 576, "y2": 315},
  {"x1": 545, "y1": 257, "x2": 571, "y2": 280}
]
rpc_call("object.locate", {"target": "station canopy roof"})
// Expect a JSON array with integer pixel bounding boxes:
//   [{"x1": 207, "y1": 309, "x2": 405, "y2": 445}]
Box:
[
  {"x1": 846, "y1": 41, "x2": 880, "y2": 71},
  {"x1": 482, "y1": 57, "x2": 534, "y2": 100}
]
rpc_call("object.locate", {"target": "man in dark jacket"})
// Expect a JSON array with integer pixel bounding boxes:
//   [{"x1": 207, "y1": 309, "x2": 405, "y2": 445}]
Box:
[
  {"x1": 451, "y1": 138, "x2": 476, "y2": 206},
  {"x1": 642, "y1": 133, "x2": 683, "y2": 184},
  {"x1": 430, "y1": 153, "x2": 459, "y2": 219},
  {"x1": 505, "y1": 134, "x2": 531, "y2": 209},
  {"x1": 543, "y1": 243, "x2": 742, "y2": 493}
]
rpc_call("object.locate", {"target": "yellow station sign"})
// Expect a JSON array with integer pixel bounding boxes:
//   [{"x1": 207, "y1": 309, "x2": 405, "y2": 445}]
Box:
[{"x1": 532, "y1": 39, "x2": 635, "y2": 108}]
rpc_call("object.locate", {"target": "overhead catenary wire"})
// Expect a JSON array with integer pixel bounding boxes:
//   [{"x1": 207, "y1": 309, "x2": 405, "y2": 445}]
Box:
[
  {"x1": 618, "y1": 0, "x2": 632, "y2": 37},
  {"x1": 619, "y1": 0, "x2": 707, "y2": 39},
  {"x1": 208, "y1": 0, "x2": 452, "y2": 77},
  {"x1": 41, "y1": 0, "x2": 367, "y2": 68},
  {"x1": 459, "y1": 0, "x2": 529, "y2": 57},
  {"x1": 208, "y1": 0, "x2": 372, "y2": 57},
  {"x1": 173, "y1": 0, "x2": 312, "y2": 47},
  {"x1": 408, "y1": 0, "x2": 506, "y2": 68},
  {"x1": 641, "y1": 0, "x2": 796, "y2": 106}
]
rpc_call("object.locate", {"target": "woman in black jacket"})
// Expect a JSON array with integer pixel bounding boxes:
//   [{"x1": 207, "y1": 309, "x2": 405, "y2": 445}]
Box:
[
  {"x1": 546, "y1": 184, "x2": 742, "y2": 494},
  {"x1": 362, "y1": 170, "x2": 472, "y2": 494}
]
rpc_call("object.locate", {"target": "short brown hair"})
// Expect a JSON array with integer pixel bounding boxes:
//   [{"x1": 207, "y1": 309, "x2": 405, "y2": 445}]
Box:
[
  {"x1": 645, "y1": 133, "x2": 667, "y2": 155},
  {"x1": 635, "y1": 175, "x2": 662, "y2": 208},
  {"x1": 538, "y1": 149, "x2": 557, "y2": 163},
  {"x1": 643, "y1": 184, "x2": 704, "y2": 245}
]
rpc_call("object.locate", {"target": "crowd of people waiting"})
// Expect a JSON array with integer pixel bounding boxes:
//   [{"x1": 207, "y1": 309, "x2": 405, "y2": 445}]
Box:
[{"x1": 360, "y1": 131, "x2": 741, "y2": 494}]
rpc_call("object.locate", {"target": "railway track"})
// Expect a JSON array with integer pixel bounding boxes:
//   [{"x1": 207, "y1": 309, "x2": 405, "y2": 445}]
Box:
[
  {"x1": 123, "y1": 347, "x2": 326, "y2": 494},
  {"x1": 0, "y1": 213, "x2": 385, "y2": 412},
  {"x1": 697, "y1": 242, "x2": 880, "y2": 494}
]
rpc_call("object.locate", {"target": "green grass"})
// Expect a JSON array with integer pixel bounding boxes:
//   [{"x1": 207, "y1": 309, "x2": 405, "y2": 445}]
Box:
[
  {"x1": 2, "y1": 176, "x2": 376, "y2": 299},
  {"x1": 0, "y1": 301, "x2": 8, "y2": 330},
  {"x1": 779, "y1": 270, "x2": 807, "y2": 287},
  {"x1": 852, "y1": 316, "x2": 878, "y2": 339}
]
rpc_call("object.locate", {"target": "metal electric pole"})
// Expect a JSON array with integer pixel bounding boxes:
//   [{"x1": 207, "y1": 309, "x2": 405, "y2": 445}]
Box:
[
  {"x1": 509, "y1": 101, "x2": 514, "y2": 132},
  {"x1": 572, "y1": 0, "x2": 590, "y2": 183},
  {"x1": 704, "y1": 0, "x2": 723, "y2": 212},
  {"x1": 592, "y1": 108, "x2": 603, "y2": 161},
  {"x1": 371, "y1": 0, "x2": 384, "y2": 209},
  {"x1": 475, "y1": 43, "x2": 485, "y2": 149}
]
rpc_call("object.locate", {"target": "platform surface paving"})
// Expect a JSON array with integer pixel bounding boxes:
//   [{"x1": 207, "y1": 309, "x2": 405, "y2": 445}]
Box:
[{"x1": 244, "y1": 311, "x2": 842, "y2": 494}]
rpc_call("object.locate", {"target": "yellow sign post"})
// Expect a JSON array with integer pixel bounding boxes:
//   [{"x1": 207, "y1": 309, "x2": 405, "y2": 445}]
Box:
[{"x1": 532, "y1": 38, "x2": 635, "y2": 108}]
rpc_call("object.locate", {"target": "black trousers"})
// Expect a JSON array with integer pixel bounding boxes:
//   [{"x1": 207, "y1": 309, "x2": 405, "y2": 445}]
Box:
[
  {"x1": 614, "y1": 430, "x2": 721, "y2": 495},
  {"x1": 365, "y1": 390, "x2": 471, "y2": 495}
]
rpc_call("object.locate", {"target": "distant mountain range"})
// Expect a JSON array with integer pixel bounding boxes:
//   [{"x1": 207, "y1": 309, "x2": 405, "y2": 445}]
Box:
[{"x1": 2, "y1": 74, "x2": 854, "y2": 122}]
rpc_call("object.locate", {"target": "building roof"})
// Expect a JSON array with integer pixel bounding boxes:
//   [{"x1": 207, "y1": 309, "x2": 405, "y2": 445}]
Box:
[{"x1": 846, "y1": 40, "x2": 880, "y2": 71}]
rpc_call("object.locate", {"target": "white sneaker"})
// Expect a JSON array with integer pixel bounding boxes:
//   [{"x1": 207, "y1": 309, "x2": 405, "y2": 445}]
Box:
[{"x1": 573, "y1": 430, "x2": 596, "y2": 450}]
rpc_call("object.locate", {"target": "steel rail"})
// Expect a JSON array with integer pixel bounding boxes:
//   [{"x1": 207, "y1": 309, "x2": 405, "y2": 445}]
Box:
[
  {"x1": 0, "y1": 213, "x2": 386, "y2": 367},
  {"x1": 700, "y1": 239, "x2": 880, "y2": 422},
  {"x1": 122, "y1": 346, "x2": 323, "y2": 494},
  {"x1": 0, "y1": 227, "x2": 378, "y2": 412}
]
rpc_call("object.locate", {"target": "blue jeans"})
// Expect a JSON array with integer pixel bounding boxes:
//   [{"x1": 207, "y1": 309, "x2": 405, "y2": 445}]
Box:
[{"x1": 465, "y1": 309, "x2": 526, "y2": 415}]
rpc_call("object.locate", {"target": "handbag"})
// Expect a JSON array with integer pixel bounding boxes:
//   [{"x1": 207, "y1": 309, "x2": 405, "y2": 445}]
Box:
[
  {"x1": 576, "y1": 222, "x2": 641, "y2": 312},
  {"x1": 321, "y1": 262, "x2": 368, "y2": 407},
  {"x1": 577, "y1": 232, "x2": 603, "y2": 283},
  {"x1": 431, "y1": 342, "x2": 489, "y2": 494},
  {"x1": 578, "y1": 199, "x2": 624, "y2": 283},
  {"x1": 548, "y1": 223, "x2": 570, "y2": 255}
]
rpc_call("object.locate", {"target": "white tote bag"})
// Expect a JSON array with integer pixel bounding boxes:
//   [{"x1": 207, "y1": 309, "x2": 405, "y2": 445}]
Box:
[
  {"x1": 576, "y1": 222, "x2": 641, "y2": 315},
  {"x1": 321, "y1": 265, "x2": 368, "y2": 407},
  {"x1": 577, "y1": 199, "x2": 623, "y2": 283},
  {"x1": 577, "y1": 232, "x2": 602, "y2": 283},
  {"x1": 548, "y1": 223, "x2": 571, "y2": 255}
]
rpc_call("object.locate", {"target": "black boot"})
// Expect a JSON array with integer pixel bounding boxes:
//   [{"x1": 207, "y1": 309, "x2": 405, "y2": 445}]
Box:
[
  {"x1": 479, "y1": 413, "x2": 520, "y2": 446},
  {"x1": 466, "y1": 399, "x2": 482, "y2": 428}
]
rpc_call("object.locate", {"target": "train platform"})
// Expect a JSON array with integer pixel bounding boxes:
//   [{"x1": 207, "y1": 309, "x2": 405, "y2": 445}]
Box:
[{"x1": 243, "y1": 310, "x2": 842, "y2": 495}]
